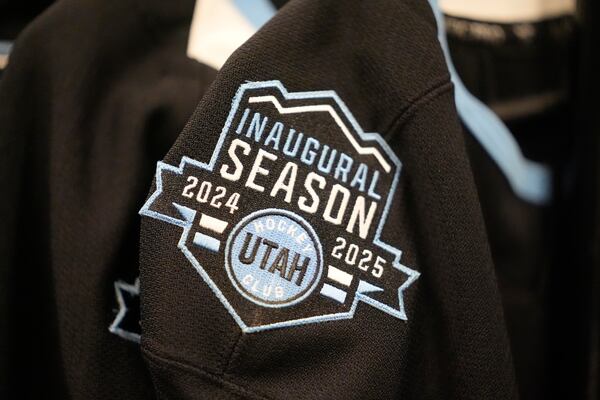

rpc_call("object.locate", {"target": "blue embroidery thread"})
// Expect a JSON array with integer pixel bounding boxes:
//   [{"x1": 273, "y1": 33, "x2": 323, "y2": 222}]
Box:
[
  {"x1": 108, "y1": 278, "x2": 141, "y2": 343},
  {"x1": 140, "y1": 80, "x2": 420, "y2": 332}
]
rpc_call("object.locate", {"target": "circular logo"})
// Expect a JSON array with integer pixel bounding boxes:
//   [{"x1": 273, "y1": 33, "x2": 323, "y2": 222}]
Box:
[{"x1": 225, "y1": 209, "x2": 323, "y2": 308}]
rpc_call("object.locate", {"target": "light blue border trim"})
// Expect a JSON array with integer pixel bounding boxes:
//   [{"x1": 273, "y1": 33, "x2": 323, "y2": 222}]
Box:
[
  {"x1": 193, "y1": 232, "x2": 221, "y2": 252},
  {"x1": 223, "y1": 208, "x2": 324, "y2": 308},
  {"x1": 321, "y1": 283, "x2": 347, "y2": 303},
  {"x1": 139, "y1": 80, "x2": 420, "y2": 332},
  {"x1": 108, "y1": 278, "x2": 141, "y2": 343},
  {"x1": 233, "y1": 0, "x2": 276, "y2": 29},
  {"x1": 0, "y1": 40, "x2": 12, "y2": 55},
  {"x1": 428, "y1": 0, "x2": 552, "y2": 205}
]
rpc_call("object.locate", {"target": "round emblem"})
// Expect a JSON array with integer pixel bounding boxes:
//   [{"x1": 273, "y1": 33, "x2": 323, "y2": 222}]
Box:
[{"x1": 225, "y1": 209, "x2": 323, "y2": 307}]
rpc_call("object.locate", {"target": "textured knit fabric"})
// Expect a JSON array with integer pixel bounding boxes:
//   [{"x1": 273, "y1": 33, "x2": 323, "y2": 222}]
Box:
[
  {"x1": 445, "y1": 10, "x2": 598, "y2": 399},
  {"x1": 139, "y1": 1, "x2": 518, "y2": 399},
  {"x1": 4, "y1": 1, "x2": 595, "y2": 399},
  {"x1": 0, "y1": 0, "x2": 215, "y2": 398}
]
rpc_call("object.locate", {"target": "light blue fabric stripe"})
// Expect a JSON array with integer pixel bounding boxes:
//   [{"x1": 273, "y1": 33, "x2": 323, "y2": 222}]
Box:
[
  {"x1": 233, "y1": 0, "x2": 277, "y2": 29},
  {"x1": 0, "y1": 40, "x2": 13, "y2": 55},
  {"x1": 427, "y1": 0, "x2": 552, "y2": 205},
  {"x1": 320, "y1": 283, "x2": 347, "y2": 303},
  {"x1": 193, "y1": 232, "x2": 221, "y2": 253}
]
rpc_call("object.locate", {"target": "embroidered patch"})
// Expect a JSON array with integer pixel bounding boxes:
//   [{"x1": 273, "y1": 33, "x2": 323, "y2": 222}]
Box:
[
  {"x1": 109, "y1": 278, "x2": 141, "y2": 343},
  {"x1": 225, "y1": 209, "x2": 324, "y2": 307},
  {"x1": 140, "y1": 80, "x2": 419, "y2": 332}
]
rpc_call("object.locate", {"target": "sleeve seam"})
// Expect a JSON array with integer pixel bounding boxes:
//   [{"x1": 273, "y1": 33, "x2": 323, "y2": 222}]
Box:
[
  {"x1": 382, "y1": 78, "x2": 454, "y2": 140},
  {"x1": 143, "y1": 346, "x2": 275, "y2": 400}
]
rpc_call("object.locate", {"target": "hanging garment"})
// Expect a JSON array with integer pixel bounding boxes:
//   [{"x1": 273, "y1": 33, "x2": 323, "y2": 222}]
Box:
[
  {"x1": 1, "y1": 0, "x2": 597, "y2": 399},
  {"x1": 441, "y1": 4, "x2": 581, "y2": 399},
  {"x1": 0, "y1": 0, "x2": 216, "y2": 398},
  {"x1": 138, "y1": 0, "x2": 517, "y2": 399}
]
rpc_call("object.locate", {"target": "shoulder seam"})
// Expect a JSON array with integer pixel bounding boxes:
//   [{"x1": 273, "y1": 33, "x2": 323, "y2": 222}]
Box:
[{"x1": 383, "y1": 78, "x2": 454, "y2": 139}]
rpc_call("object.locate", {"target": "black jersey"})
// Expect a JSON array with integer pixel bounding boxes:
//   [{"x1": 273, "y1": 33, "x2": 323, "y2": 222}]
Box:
[
  {"x1": 1, "y1": 0, "x2": 598, "y2": 399},
  {"x1": 0, "y1": 0, "x2": 215, "y2": 398},
  {"x1": 138, "y1": 1, "x2": 517, "y2": 399},
  {"x1": 444, "y1": 5, "x2": 599, "y2": 399}
]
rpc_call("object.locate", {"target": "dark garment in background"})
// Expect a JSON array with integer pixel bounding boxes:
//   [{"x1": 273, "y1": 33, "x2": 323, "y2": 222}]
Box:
[
  {"x1": 446, "y1": 9, "x2": 599, "y2": 400},
  {"x1": 0, "y1": 0, "x2": 53, "y2": 40},
  {"x1": 575, "y1": 1, "x2": 600, "y2": 399},
  {"x1": 0, "y1": 0, "x2": 216, "y2": 398},
  {"x1": 0, "y1": 0, "x2": 597, "y2": 399}
]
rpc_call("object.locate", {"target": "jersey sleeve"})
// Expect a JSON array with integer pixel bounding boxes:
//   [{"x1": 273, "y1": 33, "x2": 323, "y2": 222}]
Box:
[{"x1": 138, "y1": 0, "x2": 518, "y2": 399}]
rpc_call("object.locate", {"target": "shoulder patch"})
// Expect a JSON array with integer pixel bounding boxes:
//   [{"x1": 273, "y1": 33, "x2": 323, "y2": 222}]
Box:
[{"x1": 140, "y1": 81, "x2": 419, "y2": 333}]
